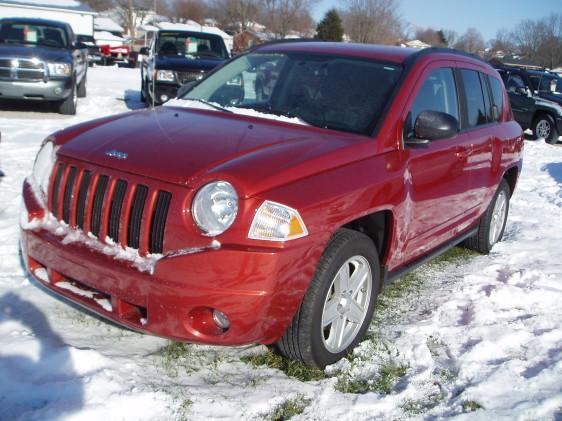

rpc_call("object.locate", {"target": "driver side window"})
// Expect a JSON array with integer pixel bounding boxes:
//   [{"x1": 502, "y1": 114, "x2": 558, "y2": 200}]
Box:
[{"x1": 407, "y1": 68, "x2": 459, "y2": 138}]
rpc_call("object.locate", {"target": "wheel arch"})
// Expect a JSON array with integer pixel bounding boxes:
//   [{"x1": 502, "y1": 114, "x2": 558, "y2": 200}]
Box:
[
  {"x1": 503, "y1": 165, "x2": 520, "y2": 198},
  {"x1": 341, "y1": 209, "x2": 393, "y2": 265}
]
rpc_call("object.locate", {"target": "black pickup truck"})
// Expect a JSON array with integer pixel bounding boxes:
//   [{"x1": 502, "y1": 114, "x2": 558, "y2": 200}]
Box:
[
  {"x1": 496, "y1": 67, "x2": 562, "y2": 144},
  {"x1": 0, "y1": 17, "x2": 88, "y2": 115},
  {"x1": 140, "y1": 29, "x2": 229, "y2": 106}
]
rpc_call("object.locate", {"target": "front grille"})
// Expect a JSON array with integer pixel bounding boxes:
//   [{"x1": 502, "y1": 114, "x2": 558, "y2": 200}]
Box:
[
  {"x1": 49, "y1": 162, "x2": 172, "y2": 254},
  {"x1": 176, "y1": 70, "x2": 205, "y2": 84},
  {"x1": 0, "y1": 57, "x2": 46, "y2": 81}
]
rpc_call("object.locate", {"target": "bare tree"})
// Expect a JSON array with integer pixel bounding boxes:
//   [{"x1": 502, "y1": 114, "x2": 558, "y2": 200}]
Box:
[
  {"x1": 207, "y1": 0, "x2": 260, "y2": 32},
  {"x1": 112, "y1": 0, "x2": 158, "y2": 38},
  {"x1": 441, "y1": 29, "x2": 458, "y2": 47},
  {"x1": 167, "y1": 0, "x2": 207, "y2": 24},
  {"x1": 414, "y1": 27, "x2": 447, "y2": 47},
  {"x1": 83, "y1": 0, "x2": 114, "y2": 11},
  {"x1": 513, "y1": 13, "x2": 562, "y2": 68},
  {"x1": 342, "y1": 0, "x2": 402, "y2": 44},
  {"x1": 260, "y1": 0, "x2": 317, "y2": 38},
  {"x1": 489, "y1": 28, "x2": 516, "y2": 54},
  {"x1": 453, "y1": 27, "x2": 485, "y2": 55}
]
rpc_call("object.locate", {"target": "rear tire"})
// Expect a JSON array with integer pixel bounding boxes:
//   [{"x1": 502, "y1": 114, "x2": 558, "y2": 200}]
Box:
[
  {"x1": 533, "y1": 114, "x2": 558, "y2": 144},
  {"x1": 58, "y1": 81, "x2": 77, "y2": 115},
  {"x1": 274, "y1": 229, "x2": 380, "y2": 368},
  {"x1": 465, "y1": 179, "x2": 510, "y2": 254}
]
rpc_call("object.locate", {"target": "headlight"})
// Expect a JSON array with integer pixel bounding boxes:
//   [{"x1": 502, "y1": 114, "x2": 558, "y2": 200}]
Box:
[
  {"x1": 248, "y1": 201, "x2": 308, "y2": 241},
  {"x1": 156, "y1": 70, "x2": 176, "y2": 82},
  {"x1": 32, "y1": 138, "x2": 57, "y2": 200},
  {"x1": 192, "y1": 181, "x2": 238, "y2": 236},
  {"x1": 47, "y1": 62, "x2": 71, "y2": 76}
]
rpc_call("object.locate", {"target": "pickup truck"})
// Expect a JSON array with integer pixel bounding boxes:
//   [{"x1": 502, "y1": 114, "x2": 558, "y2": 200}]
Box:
[
  {"x1": 0, "y1": 17, "x2": 88, "y2": 115},
  {"x1": 140, "y1": 29, "x2": 229, "y2": 106}
]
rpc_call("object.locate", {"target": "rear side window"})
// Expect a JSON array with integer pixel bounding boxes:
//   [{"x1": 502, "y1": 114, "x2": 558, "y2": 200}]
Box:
[
  {"x1": 488, "y1": 76, "x2": 504, "y2": 121},
  {"x1": 410, "y1": 68, "x2": 459, "y2": 124},
  {"x1": 460, "y1": 69, "x2": 487, "y2": 128}
]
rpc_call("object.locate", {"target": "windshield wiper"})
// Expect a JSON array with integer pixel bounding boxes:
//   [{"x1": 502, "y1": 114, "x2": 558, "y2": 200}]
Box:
[{"x1": 190, "y1": 98, "x2": 233, "y2": 113}]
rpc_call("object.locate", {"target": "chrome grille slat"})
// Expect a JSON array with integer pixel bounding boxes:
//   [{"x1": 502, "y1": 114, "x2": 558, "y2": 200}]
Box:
[{"x1": 0, "y1": 56, "x2": 46, "y2": 81}]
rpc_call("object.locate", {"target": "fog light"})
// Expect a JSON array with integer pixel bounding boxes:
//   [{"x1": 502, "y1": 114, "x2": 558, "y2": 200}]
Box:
[
  {"x1": 54, "y1": 87, "x2": 62, "y2": 95},
  {"x1": 212, "y1": 309, "x2": 230, "y2": 330},
  {"x1": 160, "y1": 94, "x2": 169, "y2": 103}
]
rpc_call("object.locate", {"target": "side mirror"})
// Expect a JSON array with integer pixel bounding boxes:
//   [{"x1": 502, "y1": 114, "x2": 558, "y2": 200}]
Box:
[
  {"x1": 515, "y1": 86, "x2": 527, "y2": 95},
  {"x1": 177, "y1": 81, "x2": 197, "y2": 98},
  {"x1": 139, "y1": 47, "x2": 149, "y2": 56},
  {"x1": 406, "y1": 110, "x2": 459, "y2": 145}
]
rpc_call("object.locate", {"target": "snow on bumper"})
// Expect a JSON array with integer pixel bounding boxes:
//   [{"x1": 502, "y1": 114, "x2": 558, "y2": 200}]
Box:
[{"x1": 20, "y1": 177, "x2": 313, "y2": 345}]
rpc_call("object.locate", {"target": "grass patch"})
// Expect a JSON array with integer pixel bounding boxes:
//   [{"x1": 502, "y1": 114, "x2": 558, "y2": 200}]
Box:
[
  {"x1": 402, "y1": 392, "x2": 443, "y2": 415},
  {"x1": 241, "y1": 351, "x2": 326, "y2": 382},
  {"x1": 462, "y1": 400, "x2": 483, "y2": 412},
  {"x1": 267, "y1": 394, "x2": 311, "y2": 421},
  {"x1": 335, "y1": 361, "x2": 408, "y2": 394}
]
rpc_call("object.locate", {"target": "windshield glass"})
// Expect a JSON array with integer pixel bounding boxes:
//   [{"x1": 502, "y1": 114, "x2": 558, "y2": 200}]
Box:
[
  {"x1": 157, "y1": 31, "x2": 227, "y2": 59},
  {"x1": 0, "y1": 22, "x2": 68, "y2": 48},
  {"x1": 529, "y1": 73, "x2": 561, "y2": 94},
  {"x1": 182, "y1": 52, "x2": 402, "y2": 135}
]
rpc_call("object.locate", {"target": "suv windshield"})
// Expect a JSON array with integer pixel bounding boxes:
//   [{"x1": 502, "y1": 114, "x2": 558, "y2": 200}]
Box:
[
  {"x1": 0, "y1": 22, "x2": 68, "y2": 48},
  {"x1": 157, "y1": 31, "x2": 227, "y2": 59},
  {"x1": 182, "y1": 52, "x2": 402, "y2": 135}
]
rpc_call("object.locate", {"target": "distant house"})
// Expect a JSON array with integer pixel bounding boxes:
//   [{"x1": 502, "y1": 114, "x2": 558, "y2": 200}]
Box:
[
  {"x1": 489, "y1": 55, "x2": 543, "y2": 70},
  {"x1": 233, "y1": 30, "x2": 274, "y2": 53}
]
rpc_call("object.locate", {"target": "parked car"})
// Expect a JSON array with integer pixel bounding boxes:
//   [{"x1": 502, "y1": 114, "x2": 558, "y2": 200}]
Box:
[
  {"x1": 77, "y1": 34, "x2": 101, "y2": 66},
  {"x1": 496, "y1": 67, "x2": 562, "y2": 144},
  {"x1": 140, "y1": 29, "x2": 229, "y2": 106},
  {"x1": 21, "y1": 43, "x2": 523, "y2": 368},
  {"x1": 0, "y1": 17, "x2": 87, "y2": 114}
]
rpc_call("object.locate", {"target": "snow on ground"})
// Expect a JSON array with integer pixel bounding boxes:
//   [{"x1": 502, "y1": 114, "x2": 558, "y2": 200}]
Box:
[{"x1": 1, "y1": 66, "x2": 561, "y2": 420}]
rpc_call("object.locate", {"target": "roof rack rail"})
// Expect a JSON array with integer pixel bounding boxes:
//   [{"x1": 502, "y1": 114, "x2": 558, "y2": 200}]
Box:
[{"x1": 248, "y1": 37, "x2": 323, "y2": 52}]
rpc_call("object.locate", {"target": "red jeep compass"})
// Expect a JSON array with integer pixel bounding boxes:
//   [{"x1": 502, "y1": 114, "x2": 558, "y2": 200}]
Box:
[{"x1": 21, "y1": 42, "x2": 523, "y2": 368}]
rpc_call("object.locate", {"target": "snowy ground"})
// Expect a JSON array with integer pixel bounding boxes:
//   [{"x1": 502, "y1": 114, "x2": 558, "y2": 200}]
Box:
[{"x1": 1, "y1": 66, "x2": 561, "y2": 420}]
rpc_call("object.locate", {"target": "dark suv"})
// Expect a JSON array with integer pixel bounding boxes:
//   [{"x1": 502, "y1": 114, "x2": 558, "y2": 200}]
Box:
[
  {"x1": 22, "y1": 44, "x2": 523, "y2": 368},
  {"x1": 496, "y1": 67, "x2": 562, "y2": 144},
  {"x1": 140, "y1": 29, "x2": 229, "y2": 106},
  {"x1": 0, "y1": 18, "x2": 88, "y2": 115}
]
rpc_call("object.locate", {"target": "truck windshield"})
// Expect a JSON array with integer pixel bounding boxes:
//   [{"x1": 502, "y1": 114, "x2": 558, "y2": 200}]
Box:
[
  {"x1": 0, "y1": 22, "x2": 68, "y2": 49},
  {"x1": 157, "y1": 32, "x2": 227, "y2": 59},
  {"x1": 182, "y1": 52, "x2": 402, "y2": 135}
]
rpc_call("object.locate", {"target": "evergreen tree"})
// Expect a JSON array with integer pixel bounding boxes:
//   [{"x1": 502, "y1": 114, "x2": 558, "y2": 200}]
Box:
[{"x1": 315, "y1": 9, "x2": 344, "y2": 42}]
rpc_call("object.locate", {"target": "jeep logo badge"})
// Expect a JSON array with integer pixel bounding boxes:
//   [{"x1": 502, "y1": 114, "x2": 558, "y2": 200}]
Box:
[{"x1": 105, "y1": 150, "x2": 128, "y2": 159}]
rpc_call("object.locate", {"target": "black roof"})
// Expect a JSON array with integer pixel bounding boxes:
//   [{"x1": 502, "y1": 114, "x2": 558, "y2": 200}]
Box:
[{"x1": 0, "y1": 0, "x2": 95, "y2": 14}]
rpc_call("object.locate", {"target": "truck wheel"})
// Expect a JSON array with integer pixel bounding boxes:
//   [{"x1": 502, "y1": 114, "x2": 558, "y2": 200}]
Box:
[
  {"x1": 58, "y1": 82, "x2": 77, "y2": 115},
  {"x1": 533, "y1": 114, "x2": 558, "y2": 144},
  {"x1": 140, "y1": 79, "x2": 146, "y2": 102},
  {"x1": 465, "y1": 179, "x2": 510, "y2": 254},
  {"x1": 274, "y1": 229, "x2": 379, "y2": 368},
  {"x1": 77, "y1": 73, "x2": 87, "y2": 98}
]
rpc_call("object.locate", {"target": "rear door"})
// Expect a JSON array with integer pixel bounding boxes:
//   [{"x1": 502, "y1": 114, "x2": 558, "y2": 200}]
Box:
[{"x1": 504, "y1": 72, "x2": 534, "y2": 128}]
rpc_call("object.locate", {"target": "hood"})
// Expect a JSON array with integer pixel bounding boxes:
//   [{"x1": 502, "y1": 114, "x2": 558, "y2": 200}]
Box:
[
  {"x1": 155, "y1": 55, "x2": 224, "y2": 72},
  {"x1": 537, "y1": 92, "x2": 562, "y2": 107},
  {"x1": 0, "y1": 44, "x2": 71, "y2": 62},
  {"x1": 57, "y1": 107, "x2": 371, "y2": 198}
]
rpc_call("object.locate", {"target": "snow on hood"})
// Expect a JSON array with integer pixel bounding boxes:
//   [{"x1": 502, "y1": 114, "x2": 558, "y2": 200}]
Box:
[{"x1": 164, "y1": 98, "x2": 310, "y2": 126}]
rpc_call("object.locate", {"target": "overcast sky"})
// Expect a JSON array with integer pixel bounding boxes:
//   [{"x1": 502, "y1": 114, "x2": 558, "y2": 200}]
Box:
[{"x1": 312, "y1": 0, "x2": 562, "y2": 41}]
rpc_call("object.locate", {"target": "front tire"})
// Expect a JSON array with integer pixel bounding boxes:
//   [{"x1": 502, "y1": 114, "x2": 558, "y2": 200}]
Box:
[
  {"x1": 465, "y1": 179, "x2": 510, "y2": 254},
  {"x1": 58, "y1": 81, "x2": 77, "y2": 115},
  {"x1": 533, "y1": 114, "x2": 558, "y2": 144},
  {"x1": 77, "y1": 73, "x2": 87, "y2": 98},
  {"x1": 275, "y1": 229, "x2": 380, "y2": 368}
]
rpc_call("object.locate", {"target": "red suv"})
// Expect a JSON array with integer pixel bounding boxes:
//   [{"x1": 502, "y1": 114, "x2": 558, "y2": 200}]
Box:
[{"x1": 21, "y1": 42, "x2": 523, "y2": 368}]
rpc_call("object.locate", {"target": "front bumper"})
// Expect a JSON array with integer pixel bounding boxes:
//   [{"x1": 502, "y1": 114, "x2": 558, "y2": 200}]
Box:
[
  {"x1": 149, "y1": 82, "x2": 179, "y2": 105},
  {"x1": 0, "y1": 78, "x2": 72, "y2": 101},
  {"x1": 20, "y1": 178, "x2": 316, "y2": 345}
]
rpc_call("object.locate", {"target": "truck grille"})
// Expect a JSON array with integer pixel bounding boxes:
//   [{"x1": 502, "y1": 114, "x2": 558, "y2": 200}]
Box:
[
  {"x1": 49, "y1": 161, "x2": 172, "y2": 254},
  {"x1": 0, "y1": 57, "x2": 46, "y2": 81},
  {"x1": 176, "y1": 70, "x2": 205, "y2": 84}
]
